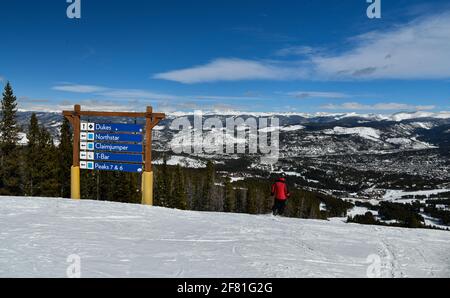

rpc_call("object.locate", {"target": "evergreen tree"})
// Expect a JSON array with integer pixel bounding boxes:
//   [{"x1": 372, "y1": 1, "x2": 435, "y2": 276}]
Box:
[
  {"x1": 158, "y1": 155, "x2": 172, "y2": 207},
  {"x1": 110, "y1": 172, "x2": 138, "y2": 203},
  {"x1": 154, "y1": 166, "x2": 164, "y2": 206},
  {"x1": 154, "y1": 155, "x2": 176, "y2": 207},
  {"x1": 172, "y1": 165, "x2": 187, "y2": 210},
  {"x1": 246, "y1": 184, "x2": 257, "y2": 214},
  {"x1": 0, "y1": 149, "x2": 23, "y2": 196},
  {"x1": 192, "y1": 172, "x2": 203, "y2": 211},
  {"x1": 81, "y1": 169, "x2": 99, "y2": 200},
  {"x1": 223, "y1": 177, "x2": 235, "y2": 212},
  {"x1": 0, "y1": 82, "x2": 20, "y2": 151},
  {"x1": 0, "y1": 82, "x2": 22, "y2": 195},
  {"x1": 184, "y1": 169, "x2": 196, "y2": 210},
  {"x1": 58, "y1": 117, "x2": 72, "y2": 198},
  {"x1": 25, "y1": 113, "x2": 41, "y2": 196},
  {"x1": 25, "y1": 116, "x2": 59, "y2": 197},
  {"x1": 200, "y1": 161, "x2": 215, "y2": 211},
  {"x1": 235, "y1": 188, "x2": 244, "y2": 213},
  {"x1": 37, "y1": 126, "x2": 59, "y2": 197}
]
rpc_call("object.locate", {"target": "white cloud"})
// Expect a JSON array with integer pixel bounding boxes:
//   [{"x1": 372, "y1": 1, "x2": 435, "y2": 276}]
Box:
[
  {"x1": 52, "y1": 84, "x2": 107, "y2": 93},
  {"x1": 43, "y1": 83, "x2": 263, "y2": 113},
  {"x1": 98, "y1": 89, "x2": 178, "y2": 100},
  {"x1": 192, "y1": 95, "x2": 263, "y2": 101},
  {"x1": 0, "y1": 76, "x2": 4, "y2": 83},
  {"x1": 312, "y1": 12, "x2": 450, "y2": 79},
  {"x1": 19, "y1": 99, "x2": 149, "y2": 113},
  {"x1": 287, "y1": 91, "x2": 349, "y2": 99},
  {"x1": 52, "y1": 83, "x2": 178, "y2": 100},
  {"x1": 156, "y1": 101, "x2": 249, "y2": 114},
  {"x1": 58, "y1": 99, "x2": 144, "y2": 112},
  {"x1": 153, "y1": 58, "x2": 304, "y2": 84},
  {"x1": 155, "y1": 12, "x2": 450, "y2": 83},
  {"x1": 321, "y1": 102, "x2": 436, "y2": 111}
]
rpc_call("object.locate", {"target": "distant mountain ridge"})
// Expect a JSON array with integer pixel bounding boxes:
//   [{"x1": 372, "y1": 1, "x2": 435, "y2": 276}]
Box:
[
  {"x1": 16, "y1": 110, "x2": 450, "y2": 151},
  {"x1": 17, "y1": 109, "x2": 450, "y2": 120}
]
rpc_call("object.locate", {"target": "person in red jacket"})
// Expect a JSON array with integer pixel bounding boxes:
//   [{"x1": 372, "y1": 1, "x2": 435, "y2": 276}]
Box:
[{"x1": 271, "y1": 177, "x2": 290, "y2": 216}]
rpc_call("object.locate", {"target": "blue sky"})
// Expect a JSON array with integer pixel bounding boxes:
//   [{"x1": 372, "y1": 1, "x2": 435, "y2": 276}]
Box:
[{"x1": 1, "y1": 0, "x2": 449, "y2": 114}]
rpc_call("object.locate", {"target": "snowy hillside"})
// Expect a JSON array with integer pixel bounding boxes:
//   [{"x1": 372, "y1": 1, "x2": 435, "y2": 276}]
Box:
[
  {"x1": 1, "y1": 196, "x2": 449, "y2": 278},
  {"x1": 323, "y1": 126, "x2": 381, "y2": 142}
]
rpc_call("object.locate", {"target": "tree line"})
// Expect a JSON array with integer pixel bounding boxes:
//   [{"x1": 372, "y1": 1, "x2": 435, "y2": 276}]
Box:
[
  {"x1": 153, "y1": 160, "x2": 325, "y2": 218},
  {"x1": 0, "y1": 82, "x2": 73, "y2": 198}
]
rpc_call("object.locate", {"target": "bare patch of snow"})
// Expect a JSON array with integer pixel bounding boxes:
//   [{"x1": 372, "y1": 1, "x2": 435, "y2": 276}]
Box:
[
  {"x1": 347, "y1": 206, "x2": 379, "y2": 217},
  {"x1": 323, "y1": 127, "x2": 381, "y2": 142},
  {"x1": 17, "y1": 132, "x2": 28, "y2": 146},
  {"x1": 281, "y1": 125, "x2": 305, "y2": 132},
  {"x1": 411, "y1": 122, "x2": 434, "y2": 130},
  {"x1": 381, "y1": 189, "x2": 450, "y2": 202},
  {"x1": 153, "y1": 156, "x2": 206, "y2": 168},
  {"x1": 153, "y1": 125, "x2": 165, "y2": 131},
  {"x1": 386, "y1": 137, "x2": 412, "y2": 145},
  {"x1": 230, "y1": 177, "x2": 245, "y2": 183}
]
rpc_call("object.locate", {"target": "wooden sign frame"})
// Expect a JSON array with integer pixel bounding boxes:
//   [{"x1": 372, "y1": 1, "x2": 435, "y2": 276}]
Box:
[{"x1": 63, "y1": 105, "x2": 165, "y2": 205}]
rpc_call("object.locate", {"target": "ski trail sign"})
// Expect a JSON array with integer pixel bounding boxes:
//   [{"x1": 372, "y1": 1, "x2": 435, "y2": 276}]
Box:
[{"x1": 63, "y1": 105, "x2": 165, "y2": 205}]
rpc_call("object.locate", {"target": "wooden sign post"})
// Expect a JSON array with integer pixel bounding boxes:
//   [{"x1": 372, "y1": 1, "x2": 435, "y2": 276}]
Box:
[{"x1": 63, "y1": 105, "x2": 165, "y2": 205}]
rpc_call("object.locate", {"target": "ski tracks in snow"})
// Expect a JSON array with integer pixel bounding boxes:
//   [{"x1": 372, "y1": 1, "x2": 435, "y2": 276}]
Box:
[
  {"x1": 373, "y1": 226, "x2": 442, "y2": 278},
  {"x1": 373, "y1": 226, "x2": 405, "y2": 278}
]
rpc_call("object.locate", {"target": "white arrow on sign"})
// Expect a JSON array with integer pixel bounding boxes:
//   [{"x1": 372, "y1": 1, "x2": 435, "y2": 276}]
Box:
[
  {"x1": 81, "y1": 122, "x2": 88, "y2": 131},
  {"x1": 80, "y1": 161, "x2": 87, "y2": 169},
  {"x1": 80, "y1": 142, "x2": 87, "y2": 150},
  {"x1": 80, "y1": 132, "x2": 87, "y2": 141}
]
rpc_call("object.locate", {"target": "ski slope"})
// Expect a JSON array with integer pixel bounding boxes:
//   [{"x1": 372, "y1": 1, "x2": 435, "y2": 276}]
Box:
[{"x1": 1, "y1": 196, "x2": 449, "y2": 278}]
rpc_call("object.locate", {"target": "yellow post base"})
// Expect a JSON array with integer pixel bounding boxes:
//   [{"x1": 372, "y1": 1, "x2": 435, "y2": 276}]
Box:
[
  {"x1": 142, "y1": 171, "x2": 154, "y2": 206},
  {"x1": 71, "y1": 166, "x2": 81, "y2": 200}
]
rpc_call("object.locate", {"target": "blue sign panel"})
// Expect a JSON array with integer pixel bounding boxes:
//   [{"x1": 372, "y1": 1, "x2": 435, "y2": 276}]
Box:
[
  {"x1": 94, "y1": 143, "x2": 143, "y2": 153},
  {"x1": 95, "y1": 123, "x2": 143, "y2": 133},
  {"x1": 94, "y1": 162, "x2": 143, "y2": 173},
  {"x1": 94, "y1": 152, "x2": 143, "y2": 163},
  {"x1": 95, "y1": 133, "x2": 142, "y2": 143}
]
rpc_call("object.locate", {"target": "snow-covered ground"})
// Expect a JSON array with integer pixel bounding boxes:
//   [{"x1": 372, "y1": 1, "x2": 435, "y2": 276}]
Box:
[
  {"x1": 17, "y1": 132, "x2": 29, "y2": 146},
  {"x1": 153, "y1": 155, "x2": 206, "y2": 168},
  {"x1": 382, "y1": 189, "x2": 450, "y2": 202},
  {"x1": 347, "y1": 206, "x2": 379, "y2": 217},
  {"x1": 259, "y1": 125, "x2": 305, "y2": 133},
  {"x1": 323, "y1": 126, "x2": 381, "y2": 142},
  {"x1": 1, "y1": 196, "x2": 449, "y2": 278}
]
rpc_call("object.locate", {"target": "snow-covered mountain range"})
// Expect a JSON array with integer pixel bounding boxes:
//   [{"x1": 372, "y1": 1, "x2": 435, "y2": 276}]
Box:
[
  {"x1": 16, "y1": 110, "x2": 450, "y2": 195},
  {"x1": 17, "y1": 110, "x2": 450, "y2": 152}
]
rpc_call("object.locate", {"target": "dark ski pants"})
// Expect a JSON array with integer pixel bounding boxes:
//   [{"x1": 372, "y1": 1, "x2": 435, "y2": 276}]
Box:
[{"x1": 272, "y1": 199, "x2": 287, "y2": 216}]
